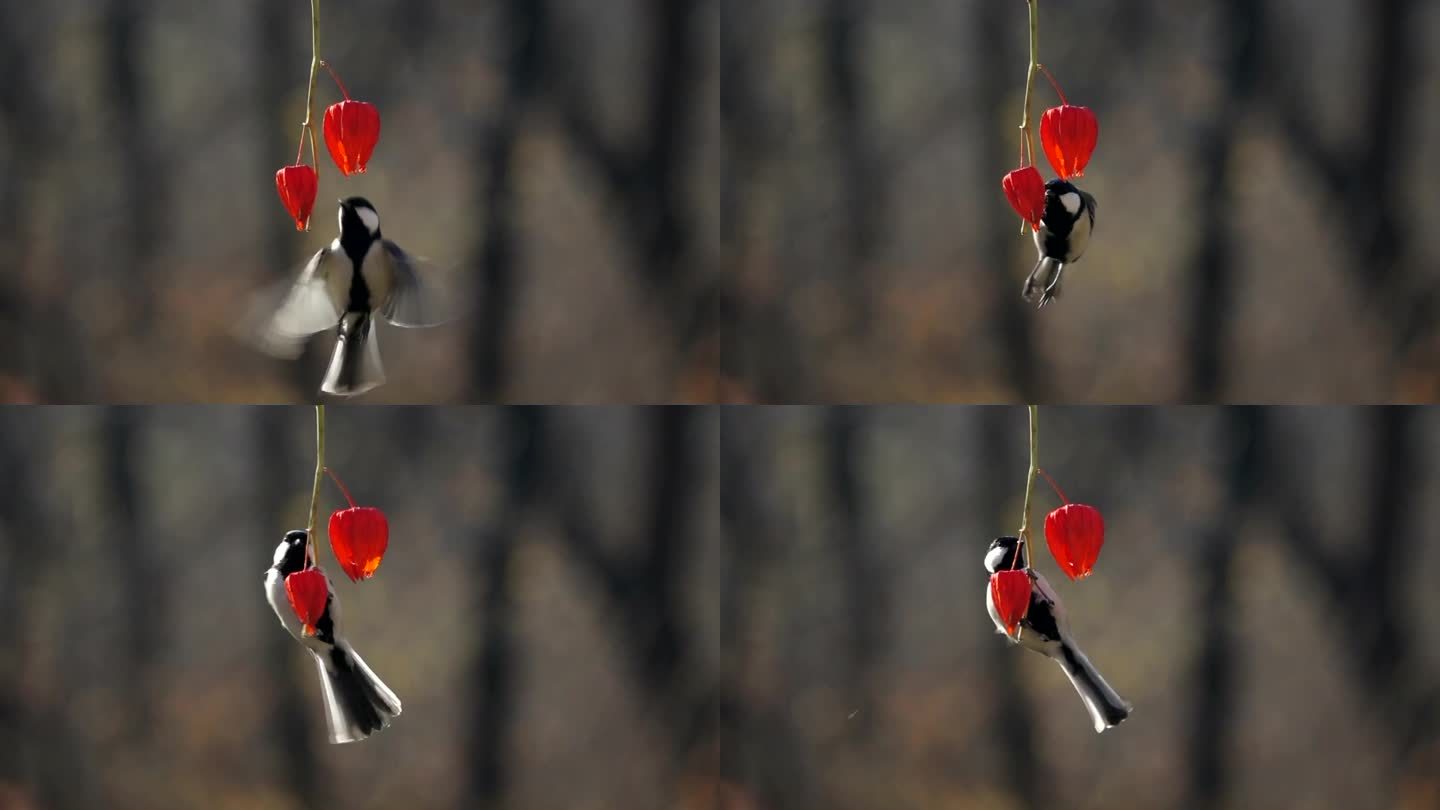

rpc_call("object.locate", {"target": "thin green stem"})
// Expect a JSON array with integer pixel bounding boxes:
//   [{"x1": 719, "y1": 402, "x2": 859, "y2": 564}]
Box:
[
  {"x1": 1017, "y1": 405, "x2": 1039, "y2": 565},
  {"x1": 305, "y1": 405, "x2": 326, "y2": 567},
  {"x1": 1016, "y1": 0, "x2": 1040, "y2": 234}
]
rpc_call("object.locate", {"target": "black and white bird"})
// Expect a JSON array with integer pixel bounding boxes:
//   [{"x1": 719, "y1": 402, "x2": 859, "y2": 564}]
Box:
[
  {"x1": 984, "y1": 535, "x2": 1131, "y2": 733},
  {"x1": 1023, "y1": 179, "x2": 1097, "y2": 309},
  {"x1": 264, "y1": 530, "x2": 401, "y2": 743},
  {"x1": 255, "y1": 197, "x2": 447, "y2": 396}
]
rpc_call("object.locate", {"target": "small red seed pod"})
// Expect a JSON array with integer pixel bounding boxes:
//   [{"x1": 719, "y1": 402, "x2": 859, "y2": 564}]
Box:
[
  {"x1": 284, "y1": 568, "x2": 329, "y2": 636},
  {"x1": 1044, "y1": 502, "x2": 1105, "y2": 581},
  {"x1": 275, "y1": 163, "x2": 318, "y2": 231},
  {"x1": 990, "y1": 568, "x2": 1032, "y2": 637},
  {"x1": 1039, "y1": 104, "x2": 1098, "y2": 180},
  {"x1": 1002, "y1": 165, "x2": 1047, "y2": 231}
]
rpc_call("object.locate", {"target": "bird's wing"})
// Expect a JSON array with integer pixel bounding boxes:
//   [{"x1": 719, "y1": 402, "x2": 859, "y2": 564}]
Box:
[
  {"x1": 248, "y1": 246, "x2": 343, "y2": 358},
  {"x1": 378, "y1": 240, "x2": 454, "y2": 328},
  {"x1": 1080, "y1": 190, "x2": 1097, "y2": 230}
]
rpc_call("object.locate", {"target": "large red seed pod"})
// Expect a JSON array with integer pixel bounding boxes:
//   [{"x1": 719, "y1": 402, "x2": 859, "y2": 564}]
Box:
[
  {"x1": 275, "y1": 163, "x2": 318, "y2": 231},
  {"x1": 325, "y1": 468, "x2": 389, "y2": 583},
  {"x1": 1044, "y1": 502, "x2": 1105, "y2": 580},
  {"x1": 1039, "y1": 104, "x2": 1099, "y2": 180},
  {"x1": 284, "y1": 568, "x2": 329, "y2": 636},
  {"x1": 329, "y1": 506, "x2": 389, "y2": 582},
  {"x1": 989, "y1": 569, "x2": 1032, "y2": 637},
  {"x1": 1002, "y1": 165, "x2": 1046, "y2": 231},
  {"x1": 323, "y1": 100, "x2": 381, "y2": 176}
]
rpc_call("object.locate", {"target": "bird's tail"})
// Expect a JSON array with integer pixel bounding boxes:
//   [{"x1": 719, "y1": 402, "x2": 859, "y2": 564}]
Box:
[
  {"x1": 321, "y1": 312, "x2": 385, "y2": 396},
  {"x1": 312, "y1": 642, "x2": 402, "y2": 744},
  {"x1": 1022, "y1": 258, "x2": 1065, "y2": 309},
  {"x1": 1057, "y1": 642, "x2": 1132, "y2": 733}
]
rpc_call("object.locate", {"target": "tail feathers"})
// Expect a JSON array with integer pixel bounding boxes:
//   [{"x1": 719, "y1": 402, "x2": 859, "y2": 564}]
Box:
[
  {"x1": 1058, "y1": 643, "x2": 1132, "y2": 733},
  {"x1": 313, "y1": 644, "x2": 402, "y2": 744},
  {"x1": 322, "y1": 313, "x2": 385, "y2": 396},
  {"x1": 1022, "y1": 258, "x2": 1065, "y2": 309}
]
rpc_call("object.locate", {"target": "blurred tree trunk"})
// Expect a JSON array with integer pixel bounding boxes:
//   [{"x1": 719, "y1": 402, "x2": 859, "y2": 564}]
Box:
[
  {"x1": 974, "y1": 3, "x2": 1041, "y2": 399},
  {"x1": 0, "y1": 8, "x2": 74, "y2": 401},
  {"x1": 824, "y1": 408, "x2": 885, "y2": 738},
  {"x1": 719, "y1": 3, "x2": 804, "y2": 401},
  {"x1": 1266, "y1": 0, "x2": 1423, "y2": 390},
  {"x1": 554, "y1": 409, "x2": 711, "y2": 790},
  {"x1": 551, "y1": 1, "x2": 708, "y2": 393},
  {"x1": 257, "y1": 0, "x2": 320, "y2": 397},
  {"x1": 822, "y1": 0, "x2": 882, "y2": 334},
  {"x1": 103, "y1": 0, "x2": 163, "y2": 335},
  {"x1": 976, "y1": 407, "x2": 1044, "y2": 810},
  {"x1": 469, "y1": 0, "x2": 546, "y2": 399},
  {"x1": 253, "y1": 408, "x2": 323, "y2": 809},
  {"x1": 468, "y1": 409, "x2": 544, "y2": 807},
  {"x1": 1183, "y1": 407, "x2": 1261, "y2": 810},
  {"x1": 1269, "y1": 409, "x2": 1438, "y2": 799},
  {"x1": 0, "y1": 8, "x2": 39, "y2": 398},
  {"x1": 0, "y1": 424, "x2": 38, "y2": 789},
  {"x1": 0, "y1": 420, "x2": 90, "y2": 809},
  {"x1": 1183, "y1": 0, "x2": 1259, "y2": 401},
  {"x1": 718, "y1": 413, "x2": 816, "y2": 807},
  {"x1": 102, "y1": 409, "x2": 162, "y2": 739}
]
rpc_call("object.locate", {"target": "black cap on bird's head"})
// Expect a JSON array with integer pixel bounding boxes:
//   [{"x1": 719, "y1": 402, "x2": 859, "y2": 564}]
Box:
[
  {"x1": 1044, "y1": 178, "x2": 1078, "y2": 197},
  {"x1": 984, "y1": 535, "x2": 1028, "y2": 574},
  {"x1": 338, "y1": 196, "x2": 381, "y2": 240},
  {"x1": 273, "y1": 529, "x2": 311, "y2": 575}
]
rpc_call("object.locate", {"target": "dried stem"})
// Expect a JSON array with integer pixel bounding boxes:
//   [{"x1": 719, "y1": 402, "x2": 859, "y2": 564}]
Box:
[
  {"x1": 305, "y1": 405, "x2": 326, "y2": 567},
  {"x1": 1017, "y1": 405, "x2": 1039, "y2": 564},
  {"x1": 1016, "y1": 0, "x2": 1040, "y2": 234}
]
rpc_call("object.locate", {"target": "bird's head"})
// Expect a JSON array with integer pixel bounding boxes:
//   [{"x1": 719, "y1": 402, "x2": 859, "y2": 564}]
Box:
[
  {"x1": 338, "y1": 196, "x2": 381, "y2": 238},
  {"x1": 985, "y1": 535, "x2": 1027, "y2": 574},
  {"x1": 273, "y1": 529, "x2": 311, "y2": 574}
]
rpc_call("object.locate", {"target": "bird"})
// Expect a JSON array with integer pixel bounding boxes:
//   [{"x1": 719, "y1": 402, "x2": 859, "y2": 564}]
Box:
[
  {"x1": 254, "y1": 197, "x2": 447, "y2": 396},
  {"x1": 264, "y1": 529, "x2": 401, "y2": 743},
  {"x1": 1023, "y1": 179, "x2": 1097, "y2": 309},
  {"x1": 984, "y1": 535, "x2": 1131, "y2": 732}
]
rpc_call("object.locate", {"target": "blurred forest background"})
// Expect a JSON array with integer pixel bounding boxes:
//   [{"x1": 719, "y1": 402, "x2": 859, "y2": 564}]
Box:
[
  {"x1": 0, "y1": 407, "x2": 721, "y2": 809},
  {"x1": 0, "y1": 0, "x2": 718, "y2": 403},
  {"x1": 723, "y1": 0, "x2": 1440, "y2": 402},
  {"x1": 721, "y1": 407, "x2": 1440, "y2": 809}
]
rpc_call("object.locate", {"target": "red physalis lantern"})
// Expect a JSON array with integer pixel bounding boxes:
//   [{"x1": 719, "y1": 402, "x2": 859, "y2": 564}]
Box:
[
  {"x1": 1002, "y1": 166, "x2": 1046, "y2": 231},
  {"x1": 1044, "y1": 502, "x2": 1105, "y2": 581},
  {"x1": 989, "y1": 569, "x2": 1032, "y2": 637},
  {"x1": 284, "y1": 568, "x2": 329, "y2": 636},
  {"x1": 323, "y1": 100, "x2": 381, "y2": 176},
  {"x1": 1039, "y1": 104, "x2": 1098, "y2": 180},
  {"x1": 275, "y1": 163, "x2": 318, "y2": 231},
  {"x1": 325, "y1": 468, "x2": 389, "y2": 583}
]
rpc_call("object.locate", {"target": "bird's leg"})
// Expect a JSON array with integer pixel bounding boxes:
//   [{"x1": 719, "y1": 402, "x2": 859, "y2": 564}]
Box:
[{"x1": 1044, "y1": 262, "x2": 1066, "y2": 294}]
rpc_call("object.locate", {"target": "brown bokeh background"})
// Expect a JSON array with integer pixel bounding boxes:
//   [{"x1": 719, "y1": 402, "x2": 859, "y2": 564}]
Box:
[
  {"x1": 725, "y1": 0, "x2": 1440, "y2": 402},
  {"x1": 722, "y1": 406, "x2": 1440, "y2": 809},
  {"x1": 0, "y1": 1, "x2": 718, "y2": 403},
  {"x1": 0, "y1": 407, "x2": 720, "y2": 809}
]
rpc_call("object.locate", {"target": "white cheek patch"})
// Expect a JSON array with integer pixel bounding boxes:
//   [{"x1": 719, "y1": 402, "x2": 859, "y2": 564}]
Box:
[
  {"x1": 984, "y1": 545, "x2": 1010, "y2": 573},
  {"x1": 357, "y1": 207, "x2": 380, "y2": 234},
  {"x1": 1060, "y1": 191, "x2": 1081, "y2": 216}
]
